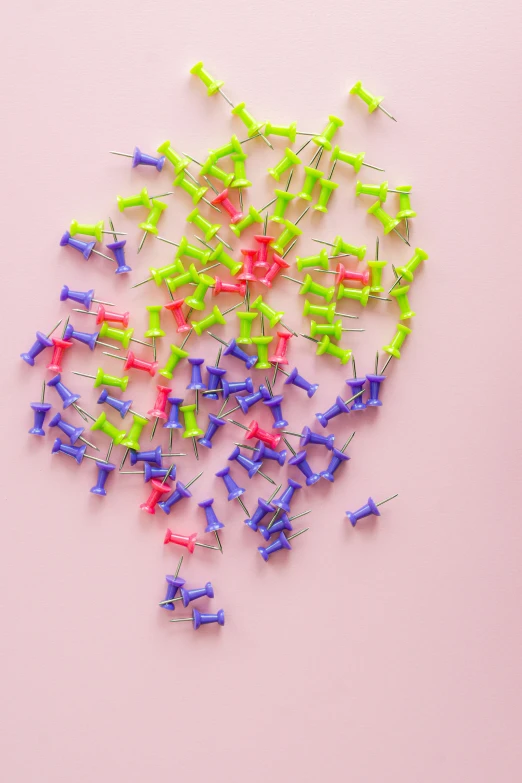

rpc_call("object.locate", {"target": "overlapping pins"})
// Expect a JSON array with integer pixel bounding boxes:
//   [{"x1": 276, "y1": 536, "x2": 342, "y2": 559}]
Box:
[{"x1": 23, "y1": 62, "x2": 428, "y2": 632}]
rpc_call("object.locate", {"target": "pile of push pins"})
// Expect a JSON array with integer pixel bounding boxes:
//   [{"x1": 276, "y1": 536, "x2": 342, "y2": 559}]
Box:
[{"x1": 23, "y1": 63, "x2": 427, "y2": 632}]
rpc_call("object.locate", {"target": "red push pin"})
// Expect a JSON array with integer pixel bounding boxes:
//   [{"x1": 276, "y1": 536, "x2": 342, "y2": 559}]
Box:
[
  {"x1": 103, "y1": 350, "x2": 158, "y2": 376},
  {"x1": 227, "y1": 418, "x2": 282, "y2": 449},
  {"x1": 73, "y1": 304, "x2": 130, "y2": 327},
  {"x1": 253, "y1": 234, "x2": 275, "y2": 271},
  {"x1": 333, "y1": 263, "x2": 370, "y2": 287},
  {"x1": 211, "y1": 189, "x2": 243, "y2": 224},
  {"x1": 269, "y1": 330, "x2": 293, "y2": 365},
  {"x1": 46, "y1": 336, "x2": 73, "y2": 373},
  {"x1": 259, "y1": 252, "x2": 290, "y2": 288},
  {"x1": 148, "y1": 384, "x2": 172, "y2": 439},
  {"x1": 164, "y1": 299, "x2": 191, "y2": 334},
  {"x1": 140, "y1": 478, "x2": 172, "y2": 514},
  {"x1": 164, "y1": 528, "x2": 220, "y2": 553},
  {"x1": 213, "y1": 276, "x2": 246, "y2": 297},
  {"x1": 237, "y1": 249, "x2": 258, "y2": 281}
]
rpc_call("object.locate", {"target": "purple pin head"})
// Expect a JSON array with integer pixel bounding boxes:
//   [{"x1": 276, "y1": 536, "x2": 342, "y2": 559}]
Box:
[
  {"x1": 300, "y1": 426, "x2": 335, "y2": 451},
  {"x1": 284, "y1": 367, "x2": 319, "y2": 398},
  {"x1": 180, "y1": 582, "x2": 215, "y2": 607},
  {"x1": 192, "y1": 608, "x2": 225, "y2": 629},
  {"x1": 223, "y1": 339, "x2": 258, "y2": 369},
  {"x1": 244, "y1": 497, "x2": 275, "y2": 531},
  {"x1": 198, "y1": 497, "x2": 224, "y2": 532},
  {"x1": 215, "y1": 466, "x2": 245, "y2": 500},
  {"x1": 129, "y1": 445, "x2": 162, "y2": 467},
  {"x1": 315, "y1": 395, "x2": 350, "y2": 428},
  {"x1": 272, "y1": 478, "x2": 302, "y2": 513},
  {"x1": 258, "y1": 512, "x2": 293, "y2": 540},
  {"x1": 346, "y1": 496, "x2": 380, "y2": 527},
  {"x1": 258, "y1": 531, "x2": 292, "y2": 561},
  {"x1": 106, "y1": 240, "x2": 132, "y2": 274},
  {"x1": 162, "y1": 574, "x2": 186, "y2": 611},
  {"x1": 252, "y1": 441, "x2": 287, "y2": 466}
]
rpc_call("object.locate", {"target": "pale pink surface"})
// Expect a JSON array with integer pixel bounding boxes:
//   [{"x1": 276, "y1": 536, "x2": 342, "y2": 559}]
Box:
[{"x1": 1, "y1": 1, "x2": 522, "y2": 780}]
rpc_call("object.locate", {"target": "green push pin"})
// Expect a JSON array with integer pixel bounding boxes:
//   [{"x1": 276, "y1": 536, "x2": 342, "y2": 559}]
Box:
[
  {"x1": 184, "y1": 273, "x2": 215, "y2": 311},
  {"x1": 390, "y1": 286, "x2": 415, "y2": 320},
  {"x1": 337, "y1": 284, "x2": 370, "y2": 307},
  {"x1": 69, "y1": 219, "x2": 125, "y2": 243},
  {"x1": 312, "y1": 115, "x2": 344, "y2": 150},
  {"x1": 156, "y1": 141, "x2": 191, "y2": 175},
  {"x1": 271, "y1": 219, "x2": 303, "y2": 255},
  {"x1": 355, "y1": 180, "x2": 404, "y2": 202},
  {"x1": 166, "y1": 263, "x2": 201, "y2": 293},
  {"x1": 120, "y1": 413, "x2": 149, "y2": 452},
  {"x1": 179, "y1": 404, "x2": 204, "y2": 439},
  {"x1": 176, "y1": 236, "x2": 212, "y2": 265},
  {"x1": 98, "y1": 323, "x2": 151, "y2": 350},
  {"x1": 264, "y1": 122, "x2": 297, "y2": 143},
  {"x1": 159, "y1": 345, "x2": 190, "y2": 380},
  {"x1": 251, "y1": 296, "x2": 283, "y2": 329},
  {"x1": 131, "y1": 259, "x2": 185, "y2": 289},
  {"x1": 314, "y1": 177, "x2": 339, "y2": 214},
  {"x1": 206, "y1": 242, "x2": 243, "y2": 276},
  {"x1": 303, "y1": 299, "x2": 358, "y2": 323},
  {"x1": 309, "y1": 320, "x2": 362, "y2": 340},
  {"x1": 396, "y1": 185, "x2": 416, "y2": 220},
  {"x1": 350, "y1": 80, "x2": 397, "y2": 122},
  {"x1": 331, "y1": 145, "x2": 384, "y2": 174},
  {"x1": 282, "y1": 273, "x2": 334, "y2": 303},
  {"x1": 298, "y1": 166, "x2": 324, "y2": 202},
  {"x1": 190, "y1": 61, "x2": 226, "y2": 97},
  {"x1": 117, "y1": 188, "x2": 151, "y2": 212},
  {"x1": 314, "y1": 335, "x2": 352, "y2": 365},
  {"x1": 296, "y1": 249, "x2": 330, "y2": 272},
  {"x1": 230, "y1": 152, "x2": 251, "y2": 189},
  {"x1": 72, "y1": 367, "x2": 129, "y2": 391},
  {"x1": 173, "y1": 172, "x2": 208, "y2": 206},
  {"x1": 209, "y1": 135, "x2": 243, "y2": 161},
  {"x1": 268, "y1": 148, "x2": 301, "y2": 182},
  {"x1": 383, "y1": 323, "x2": 412, "y2": 359},
  {"x1": 368, "y1": 237, "x2": 387, "y2": 293},
  {"x1": 90, "y1": 412, "x2": 127, "y2": 446},
  {"x1": 229, "y1": 205, "x2": 263, "y2": 238},
  {"x1": 236, "y1": 311, "x2": 258, "y2": 344},
  {"x1": 393, "y1": 247, "x2": 428, "y2": 285},
  {"x1": 138, "y1": 200, "x2": 168, "y2": 253},
  {"x1": 265, "y1": 189, "x2": 296, "y2": 225},
  {"x1": 186, "y1": 207, "x2": 221, "y2": 243},
  {"x1": 251, "y1": 336, "x2": 273, "y2": 370},
  {"x1": 192, "y1": 305, "x2": 226, "y2": 336},
  {"x1": 145, "y1": 306, "x2": 165, "y2": 338},
  {"x1": 199, "y1": 155, "x2": 235, "y2": 188},
  {"x1": 367, "y1": 201, "x2": 408, "y2": 244},
  {"x1": 231, "y1": 102, "x2": 265, "y2": 138}
]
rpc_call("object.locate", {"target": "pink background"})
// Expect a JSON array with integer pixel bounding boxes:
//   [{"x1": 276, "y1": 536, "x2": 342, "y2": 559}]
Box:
[{"x1": 2, "y1": 1, "x2": 522, "y2": 780}]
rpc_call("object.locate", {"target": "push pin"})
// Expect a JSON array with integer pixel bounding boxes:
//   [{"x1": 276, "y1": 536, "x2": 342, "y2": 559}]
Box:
[
  {"x1": 213, "y1": 277, "x2": 246, "y2": 296},
  {"x1": 72, "y1": 366, "x2": 129, "y2": 391},
  {"x1": 147, "y1": 385, "x2": 172, "y2": 440},
  {"x1": 211, "y1": 335, "x2": 257, "y2": 370},
  {"x1": 390, "y1": 247, "x2": 428, "y2": 289},
  {"x1": 137, "y1": 200, "x2": 168, "y2": 253},
  {"x1": 252, "y1": 442, "x2": 287, "y2": 466},
  {"x1": 263, "y1": 394, "x2": 288, "y2": 430},
  {"x1": 346, "y1": 493, "x2": 398, "y2": 526},
  {"x1": 21, "y1": 320, "x2": 62, "y2": 366},
  {"x1": 62, "y1": 323, "x2": 115, "y2": 352},
  {"x1": 198, "y1": 413, "x2": 226, "y2": 449},
  {"x1": 173, "y1": 171, "x2": 218, "y2": 211},
  {"x1": 303, "y1": 300, "x2": 356, "y2": 324},
  {"x1": 51, "y1": 438, "x2": 101, "y2": 465},
  {"x1": 48, "y1": 411, "x2": 98, "y2": 449},
  {"x1": 312, "y1": 115, "x2": 344, "y2": 150},
  {"x1": 288, "y1": 451, "x2": 321, "y2": 485},
  {"x1": 268, "y1": 148, "x2": 302, "y2": 182},
  {"x1": 251, "y1": 337, "x2": 273, "y2": 370},
  {"x1": 198, "y1": 498, "x2": 224, "y2": 552},
  {"x1": 259, "y1": 510, "x2": 310, "y2": 540},
  {"x1": 299, "y1": 426, "x2": 334, "y2": 451},
  {"x1": 368, "y1": 201, "x2": 409, "y2": 244},
  {"x1": 245, "y1": 493, "x2": 278, "y2": 532},
  {"x1": 321, "y1": 433, "x2": 354, "y2": 482},
  {"x1": 103, "y1": 350, "x2": 158, "y2": 377},
  {"x1": 69, "y1": 220, "x2": 126, "y2": 243},
  {"x1": 205, "y1": 350, "x2": 226, "y2": 400},
  {"x1": 28, "y1": 381, "x2": 51, "y2": 437},
  {"x1": 215, "y1": 466, "x2": 250, "y2": 516},
  {"x1": 258, "y1": 529, "x2": 309, "y2": 561},
  {"x1": 47, "y1": 373, "x2": 81, "y2": 410},
  {"x1": 355, "y1": 181, "x2": 404, "y2": 202},
  {"x1": 159, "y1": 557, "x2": 185, "y2": 611},
  {"x1": 366, "y1": 353, "x2": 386, "y2": 407},
  {"x1": 315, "y1": 389, "x2": 365, "y2": 427},
  {"x1": 110, "y1": 146, "x2": 166, "y2": 170},
  {"x1": 229, "y1": 205, "x2": 263, "y2": 238},
  {"x1": 271, "y1": 215, "x2": 305, "y2": 256},
  {"x1": 120, "y1": 464, "x2": 175, "y2": 483},
  {"x1": 163, "y1": 301, "x2": 192, "y2": 336},
  {"x1": 72, "y1": 304, "x2": 129, "y2": 327},
  {"x1": 309, "y1": 320, "x2": 363, "y2": 341},
  {"x1": 345, "y1": 358, "x2": 367, "y2": 411},
  {"x1": 368, "y1": 237, "x2": 387, "y2": 293},
  {"x1": 98, "y1": 323, "x2": 151, "y2": 350},
  {"x1": 228, "y1": 446, "x2": 275, "y2": 484},
  {"x1": 186, "y1": 207, "x2": 230, "y2": 249},
  {"x1": 390, "y1": 285, "x2": 415, "y2": 320},
  {"x1": 382, "y1": 323, "x2": 412, "y2": 363},
  {"x1": 169, "y1": 608, "x2": 224, "y2": 628},
  {"x1": 211, "y1": 188, "x2": 243, "y2": 224},
  {"x1": 192, "y1": 305, "x2": 226, "y2": 336},
  {"x1": 330, "y1": 146, "x2": 384, "y2": 174},
  {"x1": 140, "y1": 471, "x2": 174, "y2": 514},
  {"x1": 157, "y1": 472, "x2": 203, "y2": 515},
  {"x1": 46, "y1": 321, "x2": 73, "y2": 373},
  {"x1": 60, "y1": 231, "x2": 113, "y2": 262},
  {"x1": 350, "y1": 80, "x2": 397, "y2": 121},
  {"x1": 106, "y1": 228, "x2": 130, "y2": 275},
  {"x1": 164, "y1": 529, "x2": 220, "y2": 554},
  {"x1": 231, "y1": 101, "x2": 272, "y2": 147},
  {"x1": 180, "y1": 403, "x2": 203, "y2": 460},
  {"x1": 167, "y1": 581, "x2": 216, "y2": 607},
  {"x1": 190, "y1": 61, "x2": 231, "y2": 102},
  {"x1": 301, "y1": 334, "x2": 352, "y2": 366},
  {"x1": 272, "y1": 478, "x2": 302, "y2": 513},
  {"x1": 230, "y1": 152, "x2": 251, "y2": 189},
  {"x1": 118, "y1": 414, "x2": 149, "y2": 456},
  {"x1": 60, "y1": 285, "x2": 114, "y2": 311}
]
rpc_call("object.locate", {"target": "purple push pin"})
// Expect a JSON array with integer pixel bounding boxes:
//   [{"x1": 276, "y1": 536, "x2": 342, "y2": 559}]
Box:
[
  {"x1": 129, "y1": 445, "x2": 163, "y2": 467},
  {"x1": 283, "y1": 367, "x2": 319, "y2": 398},
  {"x1": 263, "y1": 394, "x2": 288, "y2": 429},
  {"x1": 288, "y1": 451, "x2": 321, "y2": 485},
  {"x1": 28, "y1": 382, "x2": 51, "y2": 436},
  {"x1": 169, "y1": 608, "x2": 225, "y2": 629},
  {"x1": 106, "y1": 240, "x2": 132, "y2": 274},
  {"x1": 321, "y1": 448, "x2": 350, "y2": 482},
  {"x1": 97, "y1": 389, "x2": 133, "y2": 418},
  {"x1": 272, "y1": 478, "x2": 302, "y2": 513},
  {"x1": 121, "y1": 463, "x2": 175, "y2": 482},
  {"x1": 159, "y1": 557, "x2": 186, "y2": 611},
  {"x1": 222, "y1": 377, "x2": 254, "y2": 397},
  {"x1": 346, "y1": 493, "x2": 397, "y2": 526},
  {"x1": 48, "y1": 411, "x2": 93, "y2": 447},
  {"x1": 228, "y1": 445, "x2": 267, "y2": 481},
  {"x1": 21, "y1": 329, "x2": 55, "y2": 366},
  {"x1": 252, "y1": 441, "x2": 287, "y2": 466},
  {"x1": 199, "y1": 413, "x2": 226, "y2": 449},
  {"x1": 187, "y1": 358, "x2": 206, "y2": 390},
  {"x1": 366, "y1": 373, "x2": 386, "y2": 407},
  {"x1": 63, "y1": 323, "x2": 108, "y2": 351},
  {"x1": 258, "y1": 512, "x2": 293, "y2": 540},
  {"x1": 178, "y1": 583, "x2": 214, "y2": 607},
  {"x1": 205, "y1": 365, "x2": 227, "y2": 400},
  {"x1": 164, "y1": 396, "x2": 184, "y2": 450},
  {"x1": 51, "y1": 437, "x2": 99, "y2": 465},
  {"x1": 345, "y1": 358, "x2": 366, "y2": 411},
  {"x1": 258, "y1": 529, "x2": 308, "y2": 561},
  {"x1": 235, "y1": 384, "x2": 271, "y2": 414},
  {"x1": 215, "y1": 466, "x2": 249, "y2": 515},
  {"x1": 47, "y1": 374, "x2": 81, "y2": 409},
  {"x1": 111, "y1": 147, "x2": 166, "y2": 171},
  {"x1": 300, "y1": 426, "x2": 335, "y2": 451},
  {"x1": 222, "y1": 338, "x2": 258, "y2": 369},
  {"x1": 90, "y1": 461, "x2": 116, "y2": 496},
  {"x1": 198, "y1": 497, "x2": 224, "y2": 551},
  {"x1": 60, "y1": 285, "x2": 114, "y2": 311},
  {"x1": 59, "y1": 232, "x2": 113, "y2": 261},
  {"x1": 315, "y1": 395, "x2": 350, "y2": 428},
  {"x1": 244, "y1": 496, "x2": 277, "y2": 532},
  {"x1": 157, "y1": 472, "x2": 202, "y2": 515}
]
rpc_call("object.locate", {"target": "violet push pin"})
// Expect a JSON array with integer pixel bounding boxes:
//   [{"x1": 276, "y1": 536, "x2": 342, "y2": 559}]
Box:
[
  {"x1": 314, "y1": 388, "x2": 365, "y2": 428},
  {"x1": 366, "y1": 353, "x2": 386, "y2": 407},
  {"x1": 272, "y1": 478, "x2": 302, "y2": 513},
  {"x1": 159, "y1": 557, "x2": 185, "y2": 611},
  {"x1": 217, "y1": 336, "x2": 257, "y2": 370},
  {"x1": 169, "y1": 608, "x2": 225, "y2": 629},
  {"x1": 47, "y1": 373, "x2": 81, "y2": 411},
  {"x1": 48, "y1": 411, "x2": 98, "y2": 449},
  {"x1": 157, "y1": 472, "x2": 203, "y2": 515},
  {"x1": 199, "y1": 498, "x2": 224, "y2": 552},
  {"x1": 263, "y1": 395, "x2": 288, "y2": 429},
  {"x1": 346, "y1": 357, "x2": 367, "y2": 411},
  {"x1": 120, "y1": 463, "x2": 176, "y2": 482},
  {"x1": 228, "y1": 446, "x2": 275, "y2": 484},
  {"x1": 28, "y1": 381, "x2": 51, "y2": 437},
  {"x1": 97, "y1": 390, "x2": 134, "y2": 419},
  {"x1": 62, "y1": 323, "x2": 118, "y2": 352},
  {"x1": 171, "y1": 582, "x2": 215, "y2": 607},
  {"x1": 283, "y1": 367, "x2": 319, "y2": 398},
  {"x1": 129, "y1": 445, "x2": 163, "y2": 467},
  {"x1": 198, "y1": 414, "x2": 226, "y2": 449},
  {"x1": 187, "y1": 358, "x2": 206, "y2": 413},
  {"x1": 106, "y1": 218, "x2": 132, "y2": 274},
  {"x1": 205, "y1": 349, "x2": 226, "y2": 401},
  {"x1": 222, "y1": 377, "x2": 254, "y2": 398},
  {"x1": 258, "y1": 512, "x2": 293, "y2": 540},
  {"x1": 235, "y1": 384, "x2": 271, "y2": 415},
  {"x1": 288, "y1": 450, "x2": 321, "y2": 485},
  {"x1": 251, "y1": 441, "x2": 287, "y2": 466},
  {"x1": 244, "y1": 486, "x2": 280, "y2": 531},
  {"x1": 346, "y1": 493, "x2": 398, "y2": 527},
  {"x1": 215, "y1": 466, "x2": 250, "y2": 516},
  {"x1": 20, "y1": 320, "x2": 62, "y2": 366},
  {"x1": 90, "y1": 461, "x2": 116, "y2": 496},
  {"x1": 110, "y1": 146, "x2": 166, "y2": 170},
  {"x1": 60, "y1": 285, "x2": 114, "y2": 311},
  {"x1": 321, "y1": 433, "x2": 355, "y2": 482},
  {"x1": 60, "y1": 231, "x2": 113, "y2": 262},
  {"x1": 258, "y1": 528, "x2": 309, "y2": 562},
  {"x1": 300, "y1": 426, "x2": 335, "y2": 452},
  {"x1": 163, "y1": 396, "x2": 184, "y2": 451},
  {"x1": 51, "y1": 438, "x2": 101, "y2": 464}
]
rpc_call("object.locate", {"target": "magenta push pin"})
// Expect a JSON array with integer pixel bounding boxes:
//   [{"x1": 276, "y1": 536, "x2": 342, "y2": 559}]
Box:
[
  {"x1": 110, "y1": 146, "x2": 166, "y2": 170},
  {"x1": 198, "y1": 498, "x2": 224, "y2": 551},
  {"x1": 258, "y1": 528, "x2": 309, "y2": 561},
  {"x1": 346, "y1": 493, "x2": 398, "y2": 526},
  {"x1": 90, "y1": 461, "x2": 116, "y2": 496},
  {"x1": 28, "y1": 381, "x2": 51, "y2": 437},
  {"x1": 60, "y1": 231, "x2": 113, "y2": 262},
  {"x1": 21, "y1": 320, "x2": 62, "y2": 366},
  {"x1": 169, "y1": 608, "x2": 225, "y2": 629},
  {"x1": 148, "y1": 384, "x2": 172, "y2": 440},
  {"x1": 211, "y1": 189, "x2": 243, "y2": 224}
]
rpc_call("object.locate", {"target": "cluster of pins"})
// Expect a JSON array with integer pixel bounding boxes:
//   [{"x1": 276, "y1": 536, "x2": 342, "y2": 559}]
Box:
[{"x1": 22, "y1": 63, "x2": 425, "y2": 632}]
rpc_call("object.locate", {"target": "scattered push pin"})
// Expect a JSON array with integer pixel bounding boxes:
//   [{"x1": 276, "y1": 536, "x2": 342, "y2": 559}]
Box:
[
  {"x1": 137, "y1": 199, "x2": 168, "y2": 253},
  {"x1": 198, "y1": 413, "x2": 226, "y2": 449},
  {"x1": 72, "y1": 366, "x2": 129, "y2": 391},
  {"x1": 60, "y1": 231, "x2": 114, "y2": 262},
  {"x1": 272, "y1": 478, "x2": 302, "y2": 513},
  {"x1": 244, "y1": 486, "x2": 281, "y2": 531},
  {"x1": 157, "y1": 471, "x2": 203, "y2": 515},
  {"x1": 63, "y1": 323, "x2": 122, "y2": 352},
  {"x1": 28, "y1": 381, "x2": 51, "y2": 437},
  {"x1": 72, "y1": 304, "x2": 129, "y2": 327},
  {"x1": 260, "y1": 509, "x2": 311, "y2": 539},
  {"x1": 367, "y1": 201, "x2": 409, "y2": 244},
  {"x1": 163, "y1": 529, "x2": 220, "y2": 554},
  {"x1": 51, "y1": 437, "x2": 101, "y2": 465},
  {"x1": 390, "y1": 247, "x2": 428, "y2": 290},
  {"x1": 299, "y1": 426, "x2": 334, "y2": 451},
  {"x1": 102, "y1": 350, "x2": 158, "y2": 377},
  {"x1": 346, "y1": 493, "x2": 398, "y2": 526},
  {"x1": 159, "y1": 557, "x2": 185, "y2": 611},
  {"x1": 110, "y1": 147, "x2": 166, "y2": 170},
  {"x1": 198, "y1": 498, "x2": 224, "y2": 552},
  {"x1": 148, "y1": 385, "x2": 172, "y2": 440},
  {"x1": 120, "y1": 463, "x2": 176, "y2": 483},
  {"x1": 163, "y1": 396, "x2": 184, "y2": 450},
  {"x1": 228, "y1": 446, "x2": 275, "y2": 484},
  {"x1": 169, "y1": 608, "x2": 224, "y2": 628},
  {"x1": 215, "y1": 466, "x2": 250, "y2": 516},
  {"x1": 140, "y1": 469, "x2": 174, "y2": 514},
  {"x1": 320, "y1": 433, "x2": 355, "y2": 482},
  {"x1": 48, "y1": 411, "x2": 98, "y2": 449},
  {"x1": 258, "y1": 528, "x2": 309, "y2": 562},
  {"x1": 288, "y1": 451, "x2": 321, "y2": 485},
  {"x1": 69, "y1": 219, "x2": 126, "y2": 243},
  {"x1": 350, "y1": 80, "x2": 397, "y2": 122},
  {"x1": 47, "y1": 373, "x2": 81, "y2": 411},
  {"x1": 60, "y1": 285, "x2": 114, "y2": 311},
  {"x1": 90, "y1": 461, "x2": 116, "y2": 497},
  {"x1": 166, "y1": 581, "x2": 216, "y2": 607},
  {"x1": 21, "y1": 320, "x2": 62, "y2": 366},
  {"x1": 314, "y1": 389, "x2": 365, "y2": 427},
  {"x1": 330, "y1": 145, "x2": 384, "y2": 174}
]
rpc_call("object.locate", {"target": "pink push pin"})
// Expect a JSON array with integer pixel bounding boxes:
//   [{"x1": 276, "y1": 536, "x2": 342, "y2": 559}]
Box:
[
  {"x1": 163, "y1": 300, "x2": 191, "y2": 334},
  {"x1": 259, "y1": 252, "x2": 290, "y2": 288},
  {"x1": 147, "y1": 384, "x2": 172, "y2": 438},
  {"x1": 211, "y1": 189, "x2": 243, "y2": 224},
  {"x1": 47, "y1": 337, "x2": 73, "y2": 373},
  {"x1": 269, "y1": 330, "x2": 293, "y2": 365},
  {"x1": 335, "y1": 263, "x2": 370, "y2": 287},
  {"x1": 73, "y1": 304, "x2": 130, "y2": 327},
  {"x1": 164, "y1": 528, "x2": 219, "y2": 553},
  {"x1": 253, "y1": 234, "x2": 275, "y2": 271},
  {"x1": 140, "y1": 479, "x2": 172, "y2": 514},
  {"x1": 237, "y1": 249, "x2": 258, "y2": 281},
  {"x1": 213, "y1": 276, "x2": 246, "y2": 297},
  {"x1": 103, "y1": 350, "x2": 158, "y2": 376}
]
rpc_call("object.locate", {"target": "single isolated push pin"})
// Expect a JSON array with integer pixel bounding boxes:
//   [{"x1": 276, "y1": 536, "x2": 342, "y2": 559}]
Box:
[
  {"x1": 28, "y1": 381, "x2": 52, "y2": 437},
  {"x1": 346, "y1": 493, "x2": 398, "y2": 526},
  {"x1": 110, "y1": 146, "x2": 166, "y2": 170},
  {"x1": 350, "y1": 80, "x2": 397, "y2": 122}
]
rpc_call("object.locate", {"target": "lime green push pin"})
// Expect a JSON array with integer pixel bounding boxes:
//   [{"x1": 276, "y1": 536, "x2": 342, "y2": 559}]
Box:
[
  {"x1": 368, "y1": 201, "x2": 408, "y2": 244},
  {"x1": 192, "y1": 305, "x2": 226, "y2": 336},
  {"x1": 159, "y1": 345, "x2": 190, "y2": 380},
  {"x1": 265, "y1": 122, "x2": 297, "y2": 144},
  {"x1": 368, "y1": 237, "x2": 387, "y2": 293},
  {"x1": 98, "y1": 323, "x2": 150, "y2": 350},
  {"x1": 184, "y1": 273, "x2": 214, "y2": 311},
  {"x1": 296, "y1": 249, "x2": 329, "y2": 272},
  {"x1": 230, "y1": 205, "x2": 263, "y2": 238},
  {"x1": 231, "y1": 102, "x2": 265, "y2": 138},
  {"x1": 269, "y1": 190, "x2": 297, "y2": 224},
  {"x1": 236, "y1": 312, "x2": 258, "y2": 344},
  {"x1": 200, "y1": 156, "x2": 235, "y2": 188},
  {"x1": 396, "y1": 185, "x2": 416, "y2": 220},
  {"x1": 316, "y1": 335, "x2": 352, "y2": 365},
  {"x1": 176, "y1": 236, "x2": 212, "y2": 265},
  {"x1": 310, "y1": 320, "x2": 342, "y2": 341},
  {"x1": 337, "y1": 284, "x2": 371, "y2": 307},
  {"x1": 314, "y1": 177, "x2": 339, "y2": 214},
  {"x1": 355, "y1": 180, "x2": 404, "y2": 202},
  {"x1": 390, "y1": 286, "x2": 415, "y2": 320},
  {"x1": 91, "y1": 412, "x2": 127, "y2": 445},
  {"x1": 281, "y1": 273, "x2": 334, "y2": 303},
  {"x1": 180, "y1": 404, "x2": 203, "y2": 439},
  {"x1": 72, "y1": 367, "x2": 129, "y2": 391},
  {"x1": 298, "y1": 166, "x2": 324, "y2": 202},
  {"x1": 121, "y1": 413, "x2": 149, "y2": 452},
  {"x1": 117, "y1": 188, "x2": 152, "y2": 212},
  {"x1": 268, "y1": 148, "x2": 301, "y2": 182},
  {"x1": 190, "y1": 61, "x2": 225, "y2": 97},
  {"x1": 312, "y1": 236, "x2": 366, "y2": 261},
  {"x1": 166, "y1": 263, "x2": 201, "y2": 293},
  {"x1": 271, "y1": 219, "x2": 303, "y2": 255},
  {"x1": 331, "y1": 145, "x2": 384, "y2": 174},
  {"x1": 186, "y1": 207, "x2": 221, "y2": 242},
  {"x1": 383, "y1": 323, "x2": 412, "y2": 359},
  {"x1": 251, "y1": 336, "x2": 274, "y2": 369},
  {"x1": 393, "y1": 247, "x2": 428, "y2": 286},
  {"x1": 350, "y1": 80, "x2": 397, "y2": 122},
  {"x1": 230, "y1": 152, "x2": 251, "y2": 189},
  {"x1": 145, "y1": 306, "x2": 165, "y2": 339},
  {"x1": 157, "y1": 141, "x2": 191, "y2": 175},
  {"x1": 209, "y1": 135, "x2": 243, "y2": 161},
  {"x1": 173, "y1": 172, "x2": 209, "y2": 206},
  {"x1": 312, "y1": 115, "x2": 344, "y2": 151},
  {"x1": 138, "y1": 200, "x2": 168, "y2": 253},
  {"x1": 251, "y1": 296, "x2": 283, "y2": 329},
  {"x1": 208, "y1": 242, "x2": 243, "y2": 276},
  {"x1": 132, "y1": 259, "x2": 185, "y2": 289},
  {"x1": 303, "y1": 300, "x2": 357, "y2": 323},
  {"x1": 70, "y1": 220, "x2": 126, "y2": 243}
]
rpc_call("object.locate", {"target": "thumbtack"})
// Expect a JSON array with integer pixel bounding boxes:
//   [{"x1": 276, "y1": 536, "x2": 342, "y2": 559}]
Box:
[
  {"x1": 137, "y1": 199, "x2": 168, "y2": 253},
  {"x1": 366, "y1": 354, "x2": 386, "y2": 407},
  {"x1": 244, "y1": 492, "x2": 279, "y2": 532},
  {"x1": 72, "y1": 367, "x2": 129, "y2": 391},
  {"x1": 268, "y1": 148, "x2": 301, "y2": 182},
  {"x1": 320, "y1": 433, "x2": 355, "y2": 482},
  {"x1": 271, "y1": 212, "x2": 306, "y2": 255},
  {"x1": 264, "y1": 122, "x2": 298, "y2": 142},
  {"x1": 230, "y1": 151, "x2": 251, "y2": 189},
  {"x1": 229, "y1": 205, "x2": 263, "y2": 238},
  {"x1": 258, "y1": 528, "x2": 309, "y2": 561},
  {"x1": 382, "y1": 323, "x2": 412, "y2": 362},
  {"x1": 71, "y1": 304, "x2": 129, "y2": 327},
  {"x1": 120, "y1": 464, "x2": 175, "y2": 482},
  {"x1": 211, "y1": 335, "x2": 257, "y2": 370},
  {"x1": 350, "y1": 80, "x2": 397, "y2": 121},
  {"x1": 110, "y1": 147, "x2": 166, "y2": 170},
  {"x1": 173, "y1": 171, "x2": 219, "y2": 211},
  {"x1": 188, "y1": 153, "x2": 235, "y2": 188},
  {"x1": 299, "y1": 426, "x2": 334, "y2": 451},
  {"x1": 159, "y1": 344, "x2": 189, "y2": 381},
  {"x1": 60, "y1": 285, "x2": 114, "y2": 310},
  {"x1": 102, "y1": 350, "x2": 158, "y2": 377},
  {"x1": 368, "y1": 237, "x2": 387, "y2": 293},
  {"x1": 346, "y1": 493, "x2": 398, "y2": 526},
  {"x1": 180, "y1": 403, "x2": 203, "y2": 461},
  {"x1": 51, "y1": 438, "x2": 101, "y2": 464},
  {"x1": 303, "y1": 300, "x2": 357, "y2": 323},
  {"x1": 28, "y1": 381, "x2": 51, "y2": 437},
  {"x1": 281, "y1": 273, "x2": 334, "y2": 303},
  {"x1": 60, "y1": 231, "x2": 113, "y2": 262},
  {"x1": 159, "y1": 557, "x2": 185, "y2": 611},
  {"x1": 312, "y1": 236, "x2": 366, "y2": 260},
  {"x1": 345, "y1": 358, "x2": 367, "y2": 411},
  {"x1": 288, "y1": 451, "x2": 321, "y2": 486},
  {"x1": 356, "y1": 181, "x2": 404, "y2": 202},
  {"x1": 282, "y1": 367, "x2": 319, "y2": 398},
  {"x1": 337, "y1": 284, "x2": 391, "y2": 306},
  {"x1": 140, "y1": 470, "x2": 173, "y2": 514},
  {"x1": 314, "y1": 389, "x2": 365, "y2": 427},
  {"x1": 157, "y1": 471, "x2": 203, "y2": 515},
  {"x1": 212, "y1": 276, "x2": 246, "y2": 297},
  {"x1": 21, "y1": 320, "x2": 62, "y2": 366},
  {"x1": 90, "y1": 461, "x2": 116, "y2": 497},
  {"x1": 390, "y1": 285, "x2": 415, "y2": 320},
  {"x1": 368, "y1": 201, "x2": 409, "y2": 244},
  {"x1": 231, "y1": 101, "x2": 272, "y2": 147},
  {"x1": 190, "y1": 61, "x2": 231, "y2": 103},
  {"x1": 211, "y1": 188, "x2": 243, "y2": 223},
  {"x1": 48, "y1": 411, "x2": 98, "y2": 449},
  {"x1": 301, "y1": 334, "x2": 352, "y2": 366},
  {"x1": 390, "y1": 247, "x2": 428, "y2": 290},
  {"x1": 228, "y1": 446, "x2": 275, "y2": 485},
  {"x1": 186, "y1": 207, "x2": 231, "y2": 249},
  {"x1": 330, "y1": 145, "x2": 384, "y2": 174},
  {"x1": 46, "y1": 328, "x2": 73, "y2": 374},
  {"x1": 215, "y1": 466, "x2": 250, "y2": 516},
  {"x1": 312, "y1": 115, "x2": 344, "y2": 150},
  {"x1": 166, "y1": 580, "x2": 216, "y2": 606},
  {"x1": 97, "y1": 323, "x2": 150, "y2": 350},
  {"x1": 69, "y1": 220, "x2": 126, "y2": 243},
  {"x1": 169, "y1": 608, "x2": 224, "y2": 628},
  {"x1": 205, "y1": 350, "x2": 226, "y2": 400},
  {"x1": 164, "y1": 529, "x2": 220, "y2": 554},
  {"x1": 309, "y1": 321, "x2": 363, "y2": 340},
  {"x1": 259, "y1": 510, "x2": 311, "y2": 540}
]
